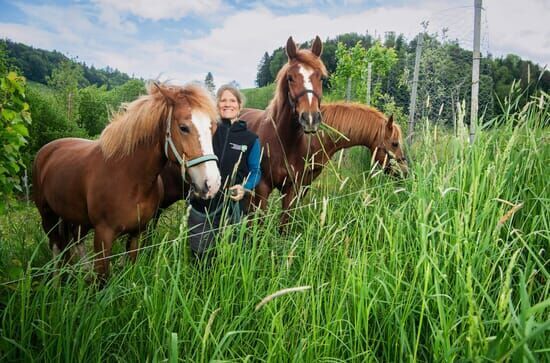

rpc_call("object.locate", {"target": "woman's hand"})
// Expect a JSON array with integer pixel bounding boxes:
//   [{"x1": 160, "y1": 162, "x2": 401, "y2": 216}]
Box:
[{"x1": 229, "y1": 184, "x2": 245, "y2": 201}]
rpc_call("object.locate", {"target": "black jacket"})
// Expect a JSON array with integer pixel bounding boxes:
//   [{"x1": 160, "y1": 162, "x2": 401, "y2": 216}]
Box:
[{"x1": 191, "y1": 118, "x2": 259, "y2": 213}]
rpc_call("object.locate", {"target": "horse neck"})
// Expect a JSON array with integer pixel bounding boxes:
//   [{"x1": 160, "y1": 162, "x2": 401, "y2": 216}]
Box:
[
  {"x1": 270, "y1": 95, "x2": 302, "y2": 148},
  {"x1": 326, "y1": 112, "x2": 384, "y2": 154},
  {"x1": 121, "y1": 139, "x2": 166, "y2": 186}
]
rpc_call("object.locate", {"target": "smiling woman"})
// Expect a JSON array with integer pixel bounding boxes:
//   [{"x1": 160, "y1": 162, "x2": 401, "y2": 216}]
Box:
[{"x1": 186, "y1": 84, "x2": 262, "y2": 260}]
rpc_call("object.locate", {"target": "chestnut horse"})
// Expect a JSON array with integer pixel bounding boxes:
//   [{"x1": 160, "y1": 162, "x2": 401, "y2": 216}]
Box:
[
  {"x1": 159, "y1": 102, "x2": 408, "y2": 228},
  {"x1": 33, "y1": 82, "x2": 221, "y2": 279},
  {"x1": 239, "y1": 35, "x2": 327, "y2": 225},
  {"x1": 307, "y1": 102, "x2": 409, "y2": 183}
]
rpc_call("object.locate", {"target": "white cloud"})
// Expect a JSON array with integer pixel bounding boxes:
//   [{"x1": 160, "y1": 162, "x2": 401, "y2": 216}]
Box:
[
  {"x1": 0, "y1": 0, "x2": 547, "y2": 89},
  {"x1": 172, "y1": 5, "x2": 430, "y2": 87},
  {"x1": 93, "y1": 0, "x2": 223, "y2": 21},
  {"x1": 0, "y1": 23, "x2": 56, "y2": 50},
  {"x1": 484, "y1": 0, "x2": 549, "y2": 67}
]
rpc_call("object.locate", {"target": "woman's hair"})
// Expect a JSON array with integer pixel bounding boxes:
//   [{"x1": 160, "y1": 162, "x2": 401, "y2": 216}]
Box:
[{"x1": 216, "y1": 84, "x2": 245, "y2": 108}]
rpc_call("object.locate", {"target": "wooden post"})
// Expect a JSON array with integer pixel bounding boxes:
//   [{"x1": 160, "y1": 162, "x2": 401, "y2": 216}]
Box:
[
  {"x1": 470, "y1": 0, "x2": 482, "y2": 144},
  {"x1": 366, "y1": 62, "x2": 372, "y2": 105},
  {"x1": 346, "y1": 77, "x2": 352, "y2": 101},
  {"x1": 407, "y1": 32, "x2": 423, "y2": 146}
]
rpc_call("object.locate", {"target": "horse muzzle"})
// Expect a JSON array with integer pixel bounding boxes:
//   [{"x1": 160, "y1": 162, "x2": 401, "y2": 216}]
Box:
[
  {"x1": 299, "y1": 111, "x2": 322, "y2": 134},
  {"x1": 186, "y1": 160, "x2": 221, "y2": 199},
  {"x1": 385, "y1": 159, "x2": 409, "y2": 179}
]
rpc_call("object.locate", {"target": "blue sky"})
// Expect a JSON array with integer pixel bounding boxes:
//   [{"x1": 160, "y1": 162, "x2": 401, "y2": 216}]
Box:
[{"x1": 0, "y1": 0, "x2": 548, "y2": 88}]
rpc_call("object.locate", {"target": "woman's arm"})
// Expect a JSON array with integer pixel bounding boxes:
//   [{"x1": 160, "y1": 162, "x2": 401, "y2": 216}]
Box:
[{"x1": 243, "y1": 138, "x2": 262, "y2": 192}]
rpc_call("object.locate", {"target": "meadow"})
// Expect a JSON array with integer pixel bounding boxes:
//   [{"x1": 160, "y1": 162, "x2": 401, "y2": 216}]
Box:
[{"x1": 0, "y1": 92, "x2": 548, "y2": 362}]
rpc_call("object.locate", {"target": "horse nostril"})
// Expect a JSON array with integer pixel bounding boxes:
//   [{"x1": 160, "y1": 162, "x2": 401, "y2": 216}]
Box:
[{"x1": 313, "y1": 112, "x2": 322, "y2": 124}]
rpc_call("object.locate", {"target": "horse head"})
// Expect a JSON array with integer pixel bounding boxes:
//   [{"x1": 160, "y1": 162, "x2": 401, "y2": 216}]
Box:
[
  {"x1": 373, "y1": 115, "x2": 409, "y2": 178},
  {"x1": 284, "y1": 35, "x2": 327, "y2": 133},
  {"x1": 153, "y1": 83, "x2": 221, "y2": 199}
]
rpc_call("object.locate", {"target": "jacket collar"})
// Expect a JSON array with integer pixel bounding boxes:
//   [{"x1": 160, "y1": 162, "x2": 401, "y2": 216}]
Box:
[{"x1": 221, "y1": 118, "x2": 247, "y2": 131}]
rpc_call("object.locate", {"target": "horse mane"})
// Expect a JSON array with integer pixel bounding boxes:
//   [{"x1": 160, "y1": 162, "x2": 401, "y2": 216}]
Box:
[
  {"x1": 100, "y1": 82, "x2": 216, "y2": 159},
  {"x1": 321, "y1": 102, "x2": 403, "y2": 144},
  {"x1": 267, "y1": 48, "x2": 328, "y2": 119}
]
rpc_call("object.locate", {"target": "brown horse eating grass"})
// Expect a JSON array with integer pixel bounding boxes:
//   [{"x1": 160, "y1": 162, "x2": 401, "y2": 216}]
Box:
[{"x1": 33, "y1": 82, "x2": 221, "y2": 279}]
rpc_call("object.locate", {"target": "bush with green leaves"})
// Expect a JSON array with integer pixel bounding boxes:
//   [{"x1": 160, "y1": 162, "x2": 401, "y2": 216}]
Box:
[
  {"x1": 25, "y1": 84, "x2": 87, "y2": 157},
  {"x1": 0, "y1": 71, "x2": 31, "y2": 209},
  {"x1": 330, "y1": 40, "x2": 397, "y2": 104}
]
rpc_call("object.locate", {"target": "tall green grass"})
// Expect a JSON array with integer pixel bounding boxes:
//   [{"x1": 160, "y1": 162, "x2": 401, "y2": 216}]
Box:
[{"x1": 0, "y1": 93, "x2": 548, "y2": 361}]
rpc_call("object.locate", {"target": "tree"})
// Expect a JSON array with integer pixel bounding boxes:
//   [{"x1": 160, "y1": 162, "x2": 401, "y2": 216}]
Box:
[
  {"x1": 79, "y1": 79, "x2": 145, "y2": 136},
  {"x1": 330, "y1": 40, "x2": 397, "y2": 104},
  {"x1": 256, "y1": 52, "x2": 272, "y2": 87},
  {"x1": 25, "y1": 85, "x2": 87, "y2": 157},
  {"x1": 228, "y1": 80, "x2": 241, "y2": 89},
  {"x1": 269, "y1": 49, "x2": 287, "y2": 82},
  {"x1": 47, "y1": 60, "x2": 86, "y2": 127},
  {"x1": 204, "y1": 72, "x2": 215, "y2": 95},
  {"x1": 79, "y1": 85, "x2": 109, "y2": 136}
]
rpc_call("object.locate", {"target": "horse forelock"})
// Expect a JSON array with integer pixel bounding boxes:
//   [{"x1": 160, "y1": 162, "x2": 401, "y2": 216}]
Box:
[
  {"x1": 176, "y1": 83, "x2": 217, "y2": 123},
  {"x1": 99, "y1": 83, "x2": 216, "y2": 159}
]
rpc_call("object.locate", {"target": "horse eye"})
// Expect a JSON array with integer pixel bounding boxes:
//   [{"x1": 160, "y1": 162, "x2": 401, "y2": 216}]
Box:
[
  {"x1": 392, "y1": 142, "x2": 399, "y2": 148},
  {"x1": 287, "y1": 75, "x2": 294, "y2": 82},
  {"x1": 179, "y1": 125, "x2": 190, "y2": 134}
]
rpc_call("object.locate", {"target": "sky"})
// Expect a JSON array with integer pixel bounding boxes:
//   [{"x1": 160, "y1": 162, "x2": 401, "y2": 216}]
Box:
[{"x1": 0, "y1": 0, "x2": 548, "y2": 88}]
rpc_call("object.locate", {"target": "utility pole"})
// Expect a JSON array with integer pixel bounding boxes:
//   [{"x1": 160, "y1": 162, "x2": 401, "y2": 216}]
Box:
[
  {"x1": 366, "y1": 62, "x2": 372, "y2": 105},
  {"x1": 470, "y1": 0, "x2": 482, "y2": 144},
  {"x1": 346, "y1": 77, "x2": 352, "y2": 101},
  {"x1": 407, "y1": 30, "x2": 424, "y2": 146}
]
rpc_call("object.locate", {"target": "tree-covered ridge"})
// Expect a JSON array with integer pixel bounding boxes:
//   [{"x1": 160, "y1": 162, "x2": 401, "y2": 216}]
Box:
[
  {"x1": 1, "y1": 39, "x2": 132, "y2": 89},
  {"x1": 255, "y1": 32, "x2": 549, "y2": 121}
]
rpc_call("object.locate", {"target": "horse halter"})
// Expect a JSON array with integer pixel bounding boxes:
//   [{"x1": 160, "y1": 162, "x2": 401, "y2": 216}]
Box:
[
  {"x1": 287, "y1": 89, "x2": 322, "y2": 115},
  {"x1": 164, "y1": 106, "x2": 218, "y2": 168}
]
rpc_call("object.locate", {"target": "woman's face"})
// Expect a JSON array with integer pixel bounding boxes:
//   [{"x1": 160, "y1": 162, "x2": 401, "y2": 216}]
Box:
[{"x1": 218, "y1": 90, "x2": 240, "y2": 120}]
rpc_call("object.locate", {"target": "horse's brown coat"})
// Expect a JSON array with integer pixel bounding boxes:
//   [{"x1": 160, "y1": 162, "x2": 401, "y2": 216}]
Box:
[{"x1": 33, "y1": 83, "x2": 219, "y2": 279}]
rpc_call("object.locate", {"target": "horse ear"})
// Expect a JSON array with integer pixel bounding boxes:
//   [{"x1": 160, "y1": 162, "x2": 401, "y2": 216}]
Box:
[
  {"x1": 311, "y1": 35, "x2": 323, "y2": 57},
  {"x1": 286, "y1": 36, "x2": 297, "y2": 60},
  {"x1": 387, "y1": 115, "x2": 394, "y2": 131}
]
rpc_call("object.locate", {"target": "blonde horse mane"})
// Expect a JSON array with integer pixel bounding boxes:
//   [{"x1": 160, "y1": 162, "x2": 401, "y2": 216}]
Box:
[
  {"x1": 268, "y1": 48, "x2": 328, "y2": 119},
  {"x1": 321, "y1": 102, "x2": 403, "y2": 144},
  {"x1": 100, "y1": 82, "x2": 217, "y2": 159}
]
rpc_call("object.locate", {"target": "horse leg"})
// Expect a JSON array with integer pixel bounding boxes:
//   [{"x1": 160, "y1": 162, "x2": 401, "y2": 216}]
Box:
[
  {"x1": 72, "y1": 225, "x2": 93, "y2": 273},
  {"x1": 92, "y1": 225, "x2": 116, "y2": 281},
  {"x1": 249, "y1": 180, "x2": 272, "y2": 213},
  {"x1": 280, "y1": 186, "x2": 298, "y2": 231},
  {"x1": 38, "y1": 208, "x2": 67, "y2": 261},
  {"x1": 126, "y1": 233, "x2": 140, "y2": 264}
]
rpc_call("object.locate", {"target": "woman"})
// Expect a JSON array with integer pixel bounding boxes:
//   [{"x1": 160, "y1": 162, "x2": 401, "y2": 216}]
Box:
[{"x1": 188, "y1": 84, "x2": 262, "y2": 260}]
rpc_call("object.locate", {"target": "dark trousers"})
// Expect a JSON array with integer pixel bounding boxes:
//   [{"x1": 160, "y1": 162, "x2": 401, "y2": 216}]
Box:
[{"x1": 187, "y1": 201, "x2": 243, "y2": 260}]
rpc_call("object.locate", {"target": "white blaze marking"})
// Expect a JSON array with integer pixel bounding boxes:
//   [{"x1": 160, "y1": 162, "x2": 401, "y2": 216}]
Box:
[
  {"x1": 191, "y1": 111, "x2": 215, "y2": 156},
  {"x1": 298, "y1": 64, "x2": 314, "y2": 106},
  {"x1": 191, "y1": 111, "x2": 221, "y2": 194}
]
